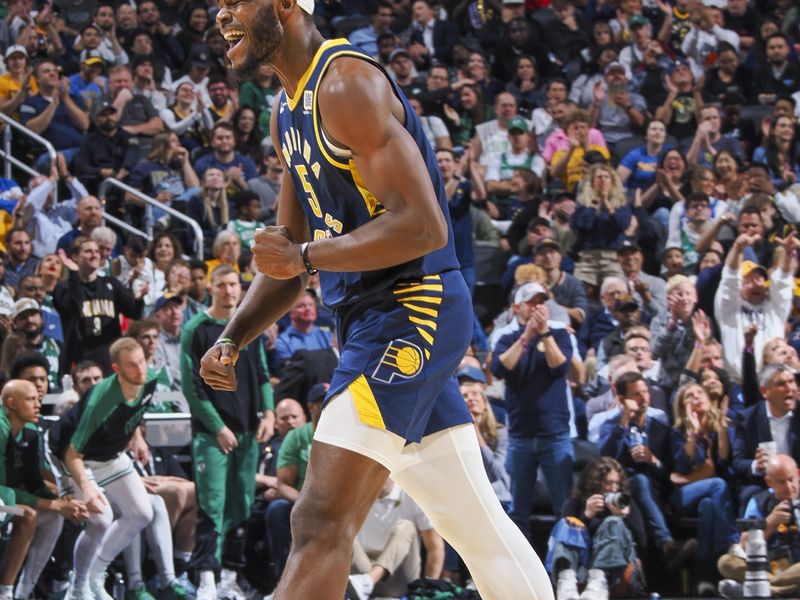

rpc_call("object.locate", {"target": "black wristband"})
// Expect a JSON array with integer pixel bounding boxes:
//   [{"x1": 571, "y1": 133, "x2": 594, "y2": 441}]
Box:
[
  {"x1": 301, "y1": 242, "x2": 318, "y2": 276},
  {"x1": 539, "y1": 331, "x2": 553, "y2": 339}
]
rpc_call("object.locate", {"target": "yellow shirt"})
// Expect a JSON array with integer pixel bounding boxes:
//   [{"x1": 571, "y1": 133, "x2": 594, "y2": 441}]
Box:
[
  {"x1": 551, "y1": 144, "x2": 611, "y2": 193},
  {"x1": 0, "y1": 73, "x2": 38, "y2": 101}
]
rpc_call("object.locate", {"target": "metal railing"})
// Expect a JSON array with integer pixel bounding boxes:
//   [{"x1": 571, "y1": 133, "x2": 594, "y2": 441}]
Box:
[
  {"x1": 0, "y1": 111, "x2": 58, "y2": 202},
  {"x1": 99, "y1": 177, "x2": 204, "y2": 259}
]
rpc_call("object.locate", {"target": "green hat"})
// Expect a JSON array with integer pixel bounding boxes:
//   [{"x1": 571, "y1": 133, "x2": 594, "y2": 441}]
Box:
[{"x1": 508, "y1": 116, "x2": 529, "y2": 133}]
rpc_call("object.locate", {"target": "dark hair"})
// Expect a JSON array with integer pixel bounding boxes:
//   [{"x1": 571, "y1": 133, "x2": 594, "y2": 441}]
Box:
[
  {"x1": 765, "y1": 114, "x2": 797, "y2": 177},
  {"x1": 697, "y1": 366, "x2": 732, "y2": 400},
  {"x1": 685, "y1": 192, "x2": 710, "y2": 207},
  {"x1": 739, "y1": 205, "x2": 764, "y2": 221},
  {"x1": 71, "y1": 360, "x2": 102, "y2": 380},
  {"x1": 232, "y1": 189, "x2": 260, "y2": 211},
  {"x1": 4, "y1": 226, "x2": 29, "y2": 246},
  {"x1": 212, "y1": 120, "x2": 235, "y2": 135},
  {"x1": 9, "y1": 351, "x2": 49, "y2": 379},
  {"x1": 123, "y1": 233, "x2": 148, "y2": 256},
  {"x1": 614, "y1": 370, "x2": 645, "y2": 397},
  {"x1": 512, "y1": 54, "x2": 537, "y2": 86},
  {"x1": 766, "y1": 32, "x2": 790, "y2": 46},
  {"x1": 148, "y1": 232, "x2": 183, "y2": 264},
  {"x1": 126, "y1": 318, "x2": 161, "y2": 339},
  {"x1": 717, "y1": 41, "x2": 737, "y2": 55},
  {"x1": 190, "y1": 258, "x2": 209, "y2": 274}
]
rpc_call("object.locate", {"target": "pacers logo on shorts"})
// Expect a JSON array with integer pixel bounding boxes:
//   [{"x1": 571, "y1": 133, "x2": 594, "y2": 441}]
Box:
[{"x1": 372, "y1": 339, "x2": 424, "y2": 384}]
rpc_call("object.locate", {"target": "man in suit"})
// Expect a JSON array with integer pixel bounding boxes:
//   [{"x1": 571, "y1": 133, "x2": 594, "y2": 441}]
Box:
[
  {"x1": 599, "y1": 371, "x2": 695, "y2": 569},
  {"x1": 732, "y1": 363, "x2": 800, "y2": 513},
  {"x1": 407, "y1": 0, "x2": 458, "y2": 69}
]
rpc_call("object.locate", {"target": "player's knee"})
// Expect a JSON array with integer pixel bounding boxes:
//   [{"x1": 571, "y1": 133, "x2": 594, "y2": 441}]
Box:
[
  {"x1": 390, "y1": 519, "x2": 416, "y2": 543},
  {"x1": 19, "y1": 507, "x2": 37, "y2": 529},
  {"x1": 83, "y1": 505, "x2": 113, "y2": 538},
  {"x1": 127, "y1": 497, "x2": 154, "y2": 529},
  {"x1": 291, "y1": 495, "x2": 357, "y2": 547}
]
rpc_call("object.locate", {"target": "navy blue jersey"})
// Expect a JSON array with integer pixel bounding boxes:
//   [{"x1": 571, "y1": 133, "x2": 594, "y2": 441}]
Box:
[{"x1": 276, "y1": 38, "x2": 460, "y2": 311}]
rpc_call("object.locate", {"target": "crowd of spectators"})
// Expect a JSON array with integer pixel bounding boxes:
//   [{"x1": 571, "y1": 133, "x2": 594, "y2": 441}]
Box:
[{"x1": 0, "y1": 0, "x2": 800, "y2": 597}]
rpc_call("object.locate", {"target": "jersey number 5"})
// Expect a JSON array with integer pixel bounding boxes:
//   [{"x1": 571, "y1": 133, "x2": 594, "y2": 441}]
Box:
[{"x1": 295, "y1": 165, "x2": 323, "y2": 219}]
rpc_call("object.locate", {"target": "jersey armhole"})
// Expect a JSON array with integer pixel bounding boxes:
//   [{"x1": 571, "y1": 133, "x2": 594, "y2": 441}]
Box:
[{"x1": 314, "y1": 53, "x2": 409, "y2": 163}]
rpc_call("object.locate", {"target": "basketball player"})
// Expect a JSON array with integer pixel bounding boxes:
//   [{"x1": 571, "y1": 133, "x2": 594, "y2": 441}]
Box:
[
  {"x1": 200, "y1": 0, "x2": 554, "y2": 598},
  {"x1": 0, "y1": 380, "x2": 87, "y2": 600},
  {"x1": 48, "y1": 338, "x2": 185, "y2": 600}
]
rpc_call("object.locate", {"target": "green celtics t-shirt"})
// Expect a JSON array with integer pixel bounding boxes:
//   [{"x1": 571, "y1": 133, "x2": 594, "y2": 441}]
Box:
[{"x1": 276, "y1": 423, "x2": 313, "y2": 491}]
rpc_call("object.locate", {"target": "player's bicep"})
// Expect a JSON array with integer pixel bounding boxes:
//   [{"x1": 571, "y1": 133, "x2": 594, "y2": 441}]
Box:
[{"x1": 318, "y1": 62, "x2": 444, "y2": 230}]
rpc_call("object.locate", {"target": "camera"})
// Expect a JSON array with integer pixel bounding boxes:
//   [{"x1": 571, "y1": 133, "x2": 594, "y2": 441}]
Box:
[{"x1": 604, "y1": 492, "x2": 630, "y2": 510}]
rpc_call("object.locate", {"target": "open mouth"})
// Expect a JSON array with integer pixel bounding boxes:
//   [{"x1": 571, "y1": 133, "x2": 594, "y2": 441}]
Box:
[{"x1": 223, "y1": 29, "x2": 246, "y2": 53}]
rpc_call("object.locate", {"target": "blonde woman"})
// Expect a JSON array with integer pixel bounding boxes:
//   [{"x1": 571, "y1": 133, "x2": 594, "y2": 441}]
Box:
[
  {"x1": 669, "y1": 382, "x2": 738, "y2": 594},
  {"x1": 187, "y1": 167, "x2": 229, "y2": 257},
  {"x1": 571, "y1": 163, "x2": 631, "y2": 290}
]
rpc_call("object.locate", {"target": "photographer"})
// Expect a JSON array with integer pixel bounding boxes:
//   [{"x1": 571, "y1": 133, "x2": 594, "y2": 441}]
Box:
[
  {"x1": 549, "y1": 457, "x2": 646, "y2": 599},
  {"x1": 718, "y1": 454, "x2": 800, "y2": 597}
]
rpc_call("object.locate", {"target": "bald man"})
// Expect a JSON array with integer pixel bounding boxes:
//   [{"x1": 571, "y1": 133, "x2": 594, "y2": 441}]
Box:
[
  {"x1": 256, "y1": 398, "x2": 307, "y2": 504},
  {"x1": 718, "y1": 454, "x2": 800, "y2": 597},
  {"x1": 0, "y1": 380, "x2": 87, "y2": 600}
]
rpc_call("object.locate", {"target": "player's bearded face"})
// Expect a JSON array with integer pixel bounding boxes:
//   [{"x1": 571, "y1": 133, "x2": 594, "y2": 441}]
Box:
[{"x1": 230, "y1": 4, "x2": 283, "y2": 80}]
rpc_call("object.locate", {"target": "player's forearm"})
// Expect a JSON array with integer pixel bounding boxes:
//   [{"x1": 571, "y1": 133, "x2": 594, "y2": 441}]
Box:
[
  {"x1": 220, "y1": 273, "x2": 307, "y2": 348},
  {"x1": 304, "y1": 208, "x2": 446, "y2": 273},
  {"x1": 424, "y1": 543, "x2": 444, "y2": 578},
  {"x1": 64, "y1": 446, "x2": 91, "y2": 493}
]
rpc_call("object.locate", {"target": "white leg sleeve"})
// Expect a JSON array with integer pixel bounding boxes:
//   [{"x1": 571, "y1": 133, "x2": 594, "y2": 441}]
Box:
[
  {"x1": 94, "y1": 471, "x2": 154, "y2": 571},
  {"x1": 123, "y1": 533, "x2": 144, "y2": 589},
  {"x1": 144, "y1": 494, "x2": 176, "y2": 585},
  {"x1": 16, "y1": 511, "x2": 64, "y2": 599},
  {"x1": 392, "y1": 425, "x2": 554, "y2": 600},
  {"x1": 315, "y1": 393, "x2": 554, "y2": 600},
  {"x1": 73, "y1": 481, "x2": 114, "y2": 584}
]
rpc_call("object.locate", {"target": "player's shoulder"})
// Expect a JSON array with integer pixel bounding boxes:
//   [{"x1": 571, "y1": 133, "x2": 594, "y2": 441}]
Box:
[{"x1": 318, "y1": 55, "x2": 391, "y2": 105}]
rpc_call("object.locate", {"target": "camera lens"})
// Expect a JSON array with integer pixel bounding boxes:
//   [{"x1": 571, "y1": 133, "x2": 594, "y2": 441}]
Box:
[{"x1": 604, "y1": 492, "x2": 631, "y2": 509}]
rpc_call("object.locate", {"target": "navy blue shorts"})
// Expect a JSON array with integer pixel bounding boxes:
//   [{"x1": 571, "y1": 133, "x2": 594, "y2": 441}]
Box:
[{"x1": 327, "y1": 269, "x2": 473, "y2": 443}]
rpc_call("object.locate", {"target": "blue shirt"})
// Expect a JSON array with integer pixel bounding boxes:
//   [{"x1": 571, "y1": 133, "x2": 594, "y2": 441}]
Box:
[
  {"x1": 273, "y1": 324, "x2": 333, "y2": 367},
  {"x1": 20, "y1": 93, "x2": 87, "y2": 150},
  {"x1": 620, "y1": 145, "x2": 671, "y2": 190},
  {"x1": 348, "y1": 25, "x2": 379, "y2": 57},
  {"x1": 491, "y1": 327, "x2": 573, "y2": 437},
  {"x1": 194, "y1": 152, "x2": 258, "y2": 181},
  {"x1": 68, "y1": 74, "x2": 106, "y2": 108},
  {"x1": 447, "y1": 178, "x2": 473, "y2": 270}
]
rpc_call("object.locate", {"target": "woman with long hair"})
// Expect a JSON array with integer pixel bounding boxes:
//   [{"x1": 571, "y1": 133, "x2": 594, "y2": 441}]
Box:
[
  {"x1": 505, "y1": 54, "x2": 542, "y2": 116},
  {"x1": 572, "y1": 163, "x2": 631, "y2": 289},
  {"x1": 443, "y1": 84, "x2": 489, "y2": 149},
  {"x1": 187, "y1": 167, "x2": 229, "y2": 257},
  {"x1": 160, "y1": 82, "x2": 212, "y2": 152},
  {"x1": 464, "y1": 51, "x2": 502, "y2": 105},
  {"x1": 176, "y1": 4, "x2": 210, "y2": 56},
  {"x1": 232, "y1": 106, "x2": 262, "y2": 162},
  {"x1": 753, "y1": 114, "x2": 800, "y2": 187},
  {"x1": 669, "y1": 382, "x2": 738, "y2": 594},
  {"x1": 148, "y1": 231, "x2": 184, "y2": 276}
]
